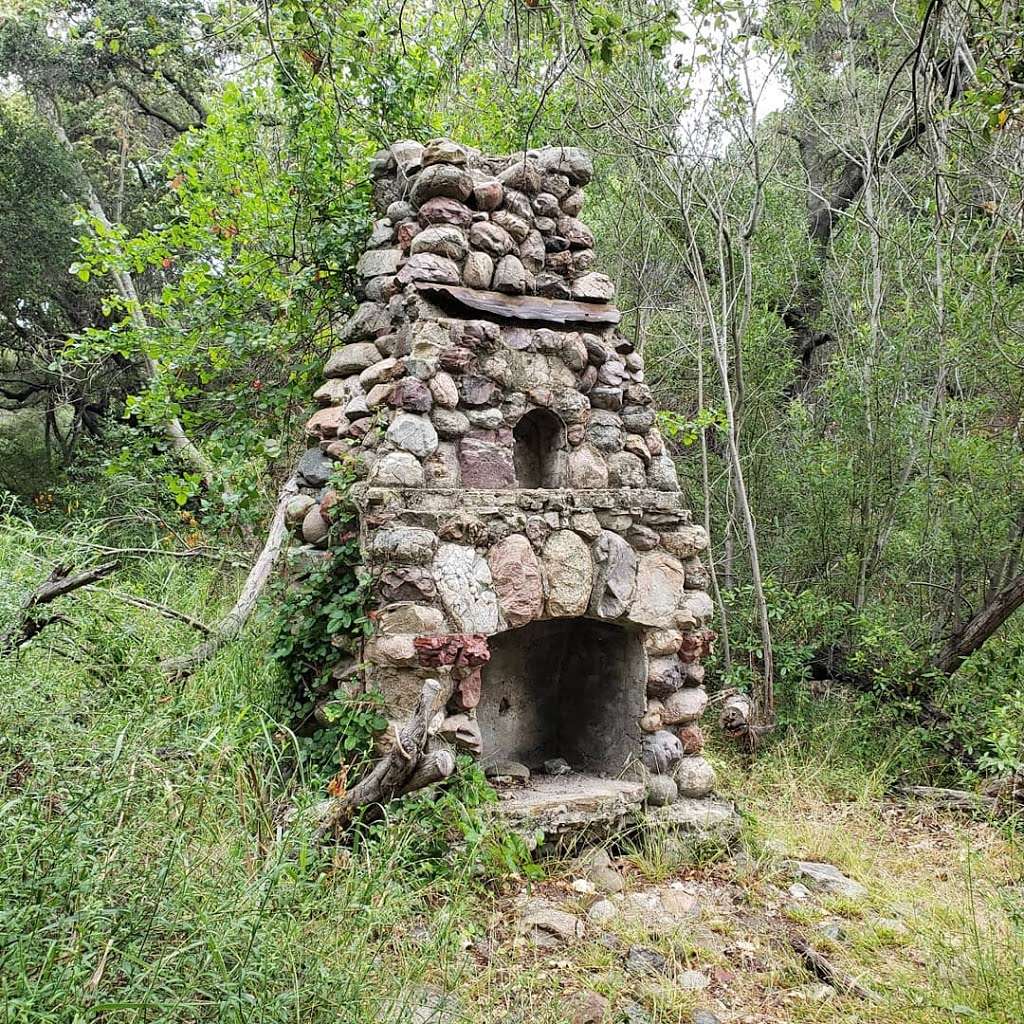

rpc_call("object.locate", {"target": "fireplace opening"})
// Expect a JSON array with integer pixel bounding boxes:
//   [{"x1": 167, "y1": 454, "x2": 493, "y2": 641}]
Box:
[
  {"x1": 477, "y1": 618, "x2": 645, "y2": 775},
  {"x1": 513, "y1": 408, "x2": 566, "y2": 488}
]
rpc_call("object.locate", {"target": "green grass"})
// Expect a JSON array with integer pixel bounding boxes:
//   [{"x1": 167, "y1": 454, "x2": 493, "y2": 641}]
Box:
[{"x1": 2, "y1": 512, "x2": 1023, "y2": 1024}]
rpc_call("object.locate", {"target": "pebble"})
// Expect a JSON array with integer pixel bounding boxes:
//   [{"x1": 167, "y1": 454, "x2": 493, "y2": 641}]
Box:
[{"x1": 625, "y1": 945, "x2": 669, "y2": 976}]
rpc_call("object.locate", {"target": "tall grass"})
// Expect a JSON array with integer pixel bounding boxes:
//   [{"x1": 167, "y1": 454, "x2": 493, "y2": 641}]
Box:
[{"x1": 0, "y1": 518, "x2": 486, "y2": 1023}]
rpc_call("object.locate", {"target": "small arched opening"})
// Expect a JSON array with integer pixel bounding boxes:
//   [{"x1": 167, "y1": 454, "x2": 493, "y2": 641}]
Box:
[{"x1": 513, "y1": 408, "x2": 566, "y2": 488}]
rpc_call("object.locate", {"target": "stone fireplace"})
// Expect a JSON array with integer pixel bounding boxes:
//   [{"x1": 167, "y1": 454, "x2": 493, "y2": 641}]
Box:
[{"x1": 290, "y1": 138, "x2": 725, "y2": 833}]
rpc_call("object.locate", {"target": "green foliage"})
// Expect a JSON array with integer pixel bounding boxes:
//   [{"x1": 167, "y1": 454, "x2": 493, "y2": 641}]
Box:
[{"x1": 360, "y1": 756, "x2": 543, "y2": 885}]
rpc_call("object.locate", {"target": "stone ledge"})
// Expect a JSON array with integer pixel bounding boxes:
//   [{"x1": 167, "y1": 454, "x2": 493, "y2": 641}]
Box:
[
  {"x1": 644, "y1": 797, "x2": 741, "y2": 841},
  {"x1": 495, "y1": 775, "x2": 645, "y2": 839},
  {"x1": 357, "y1": 486, "x2": 689, "y2": 514}
]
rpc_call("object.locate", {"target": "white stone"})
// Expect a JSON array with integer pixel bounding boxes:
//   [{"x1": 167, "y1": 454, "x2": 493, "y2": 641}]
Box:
[
  {"x1": 386, "y1": 413, "x2": 438, "y2": 458},
  {"x1": 433, "y1": 543, "x2": 499, "y2": 633}
]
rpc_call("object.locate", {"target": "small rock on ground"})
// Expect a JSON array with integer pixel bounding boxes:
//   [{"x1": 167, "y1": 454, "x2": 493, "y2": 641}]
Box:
[
  {"x1": 786, "y1": 860, "x2": 868, "y2": 899},
  {"x1": 625, "y1": 945, "x2": 669, "y2": 976},
  {"x1": 567, "y1": 989, "x2": 610, "y2": 1024}
]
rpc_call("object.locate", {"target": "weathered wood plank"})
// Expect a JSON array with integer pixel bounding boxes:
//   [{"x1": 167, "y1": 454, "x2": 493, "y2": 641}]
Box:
[{"x1": 416, "y1": 283, "x2": 621, "y2": 325}]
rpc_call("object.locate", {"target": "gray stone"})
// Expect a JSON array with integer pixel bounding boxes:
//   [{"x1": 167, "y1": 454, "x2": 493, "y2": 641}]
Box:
[
  {"x1": 673, "y1": 756, "x2": 716, "y2": 798},
  {"x1": 542, "y1": 530, "x2": 593, "y2": 617},
  {"x1": 625, "y1": 946, "x2": 669, "y2": 976},
  {"x1": 543, "y1": 757, "x2": 572, "y2": 776},
  {"x1": 296, "y1": 447, "x2": 333, "y2": 487},
  {"x1": 432, "y1": 408, "x2": 471, "y2": 439},
  {"x1": 409, "y1": 163, "x2": 473, "y2": 205},
  {"x1": 439, "y1": 713, "x2": 483, "y2": 754},
  {"x1": 396, "y1": 253, "x2": 461, "y2": 286},
  {"x1": 378, "y1": 603, "x2": 446, "y2": 635},
  {"x1": 785, "y1": 861, "x2": 868, "y2": 899},
  {"x1": 692, "y1": 1011, "x2": 722, "y2": 1024},
  {"x1": 492, "y1": 209, "x2": 531, "y2": 243},
  {"x1": 433, "y1": 543, "x2": 499, "y2": 633},
  {"x1": 369, "y1": 219, "x2": 394, "y2": 247},
  {"x1": 536, "y1": 146, "x2": 594, "y2": 184},
  {"x1": 462, "y1": 251, "x2": 494, "y2": 289},
  {"x1": 621, "y1": 406, "x2": 656, "y2": 433},
  {"x1": 421, "y1": 137, "x2": 468, "y2": 167},
  {"x1": 469, "y1": 220, "x2": 515, "y2": 257},
  {"x1": 357, "y1": 248, "x2": 402, "y2": 278},
  {"x1": 485, "y1": 760, "x2": 531, "y2": 783},
  {"x1": 337, "y1": 302, "x2": 391, "y2": 343},
  {"x1": 586, "y1": 414, "x2": 624, "y2": 454},
  {"x1": 467, "y1": 408, "x2": 503, "y2": 430},
  {"x1": 647, "y1": 657, "x2": 682, "y2": 697},
  {"x1": 301, "y1": 505, "x2": 328, "y2": 546},
  {"x1": 662, "y1": 687, "x2": 708, "y2": 725},
  {"x1": 492, "y1": 254, "x2": 529, "y2": 294},
  {"x1": 608, "y1": 451, "x2": 646, "y2": 488},
  {"x1": 423, "y1": 443, "x2": 460, "y2": 487},
  {"x1": 358, "y1": 357, "x2": 401, "y2": 390},
  {"x1": 325, "y1": 342, "x2": 381, "y2": 378},
  {"x1": 370, "y1": 451, "x2": 425, "y2": 487},
  {"x1": 386, "y1": 200, "x2": 415, "y2": 222},
  {"x1": 498, "y1": 158, "x2": 542, "y2": 194},
  {"x1": 370, "y1": 527, "x2": 437, "y2": 565},
  {"x1": 588, "y1": 864, "x2": 624, "y2": 894},
  {"x1": 285, "y1": 493, "x2": 316, "y2": 527},
  {"x1": 648, "y1": 454, "x2": 681, "y2": 492},
  {"x1": 343, "y1": 394, "x2": 370, "y2": 421},
  {"x1": 385, "y1": 413, "x2": 438, "y2": 459},
  {"x1": 643, "y1": 730, "x2": 684, "y2": 773},
  {"x1": 646, "y1": 774, "x2": 678, "y2": 807},
  {"x1": 630, "y1": 551, "x2": 688, "y2": 627},
  {"x1": 518, "y1": 229, "x2": 546, "y2": 274},
  {"x1": 661, "y1": 525, "x2": 710, "y2": 558},
  {"x1": 517, "y1": 898, "x2": 584, "y2": 947},
  {"x1": 573, "y1": 272, "x2": 615, "y2": 302},
  {"x1": 410, "y1": 225, "x2": 468, "y2": 261},
  {"x1": 677, "y1": 971, "x2": 710, "y2": 992},
  {"x1": 566, "y1": 990, "x2": 610, "y2": 1024},
  {"x1": 589, "y1": 530, "x2": 637, "y2": 619},
  {"x1": 587, "y1": 899, "x2": 618, "y2": 926}
]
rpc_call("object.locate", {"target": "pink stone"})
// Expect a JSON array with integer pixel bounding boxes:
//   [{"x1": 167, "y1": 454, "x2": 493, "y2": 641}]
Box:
[
  {"x1": 305, "y1": 406, "x2": 347, "y2": 439},
  {"x1": 387, "y1": 377, "x2": 433, "y2": 412},
  {"x1": 457, "y1": 435, "x2": 515, "y2": 487},
  {"x1": 487, "y1": 533, "x2": 544, "y2": 627}
]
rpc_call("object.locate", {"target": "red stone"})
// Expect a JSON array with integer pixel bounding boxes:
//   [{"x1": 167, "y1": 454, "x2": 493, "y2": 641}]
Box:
[
  {"x1": 454, "y1": 667, "x2": 482, "y2": 709},
  {"x1": 417, "y1": 196, "x2": 473, "y2": 228},
  {"x1": 414, "y1": 633, "x2": 491, "y2": 668},
  {"x1": 387, "y1": 377, "x2": 433, "y2": 412},
  {"x1": 676, "y1": 724, "x2": 705, "y2": 755}
]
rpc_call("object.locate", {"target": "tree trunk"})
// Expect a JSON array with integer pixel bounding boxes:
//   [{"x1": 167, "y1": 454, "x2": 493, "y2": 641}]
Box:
[
  {"x1": 932, "y1": 572, "x2": 1024, "y2": 677},
  {"x1": 33, "y1": 91, "x2": 214, "y2": 483}
]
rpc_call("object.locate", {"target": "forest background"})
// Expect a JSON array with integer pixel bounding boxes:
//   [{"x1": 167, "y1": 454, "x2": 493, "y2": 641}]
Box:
[{"x1": 1, "y1": 1, "x2": 1023, "y2": 1021}]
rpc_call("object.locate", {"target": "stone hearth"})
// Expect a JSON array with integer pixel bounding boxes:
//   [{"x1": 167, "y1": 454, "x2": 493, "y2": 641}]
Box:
[{"x1": 288, "y1": 138, "x2": 727, "y2": 833}]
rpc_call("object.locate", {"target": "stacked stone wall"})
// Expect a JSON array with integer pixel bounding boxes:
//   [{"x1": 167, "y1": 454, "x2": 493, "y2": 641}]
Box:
[{"x1": 286, "y1": 138, "x2": 720, "y2": 810}]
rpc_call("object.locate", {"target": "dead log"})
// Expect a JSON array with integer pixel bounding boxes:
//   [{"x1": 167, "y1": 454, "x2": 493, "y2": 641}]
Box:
[
  {"x1": 399, "y1": 749, "x2": 457, "y2": 795},
  {"x1": 790, "y1": 932, "x2": 880, "y2": 1002},
  {"x1": 1, "y1": 560, "x2": 118, "y2": 653},
  {"x1": 160, "y1": 474, "x2": 298, "y2": 681},
  {"x1": 84, "y1": 586, "x2": 211, "y2": 634},
  {"x1": 317, "y1": 676, "x2": 452, "y2": 834},
  {"x1": 892, "y1": 785, "x2": 998, "y2": 815}
]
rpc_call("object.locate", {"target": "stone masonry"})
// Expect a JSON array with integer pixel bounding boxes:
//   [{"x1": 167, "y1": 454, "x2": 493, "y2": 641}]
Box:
[{"x1": 288, "y1": 139, "x2": 720, "y2": 821}]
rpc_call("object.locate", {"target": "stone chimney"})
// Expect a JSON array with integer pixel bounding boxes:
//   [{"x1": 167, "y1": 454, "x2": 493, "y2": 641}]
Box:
[{"x1": 293, "y1": 139, "x2": 723, "y2": 835}]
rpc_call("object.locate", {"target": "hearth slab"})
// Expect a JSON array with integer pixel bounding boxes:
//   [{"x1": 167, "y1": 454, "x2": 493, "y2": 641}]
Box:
[{"x1": 493, "y1": 774, "x2": 645, "y2": 838}]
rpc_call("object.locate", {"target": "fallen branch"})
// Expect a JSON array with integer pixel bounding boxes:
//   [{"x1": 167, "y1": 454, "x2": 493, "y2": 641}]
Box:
[
  {"x1": 160, "y1": 475, "x2": 299, "y2": 681},
  {"x1": 892, "y1": 785, "x2": 998, "y2": 815},
  {"x1": 84, "y1": 586, "x2": 211, "y2": 635},
  {"x1": 317, "y1": 676, "x2": 452, "y2": 835},
  {"x1": 790, "y1": 932, "x2": 881, "y2": 1002},
  {"x1": 1, "y1": 560, "x2": 118, "y2": 653}
]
